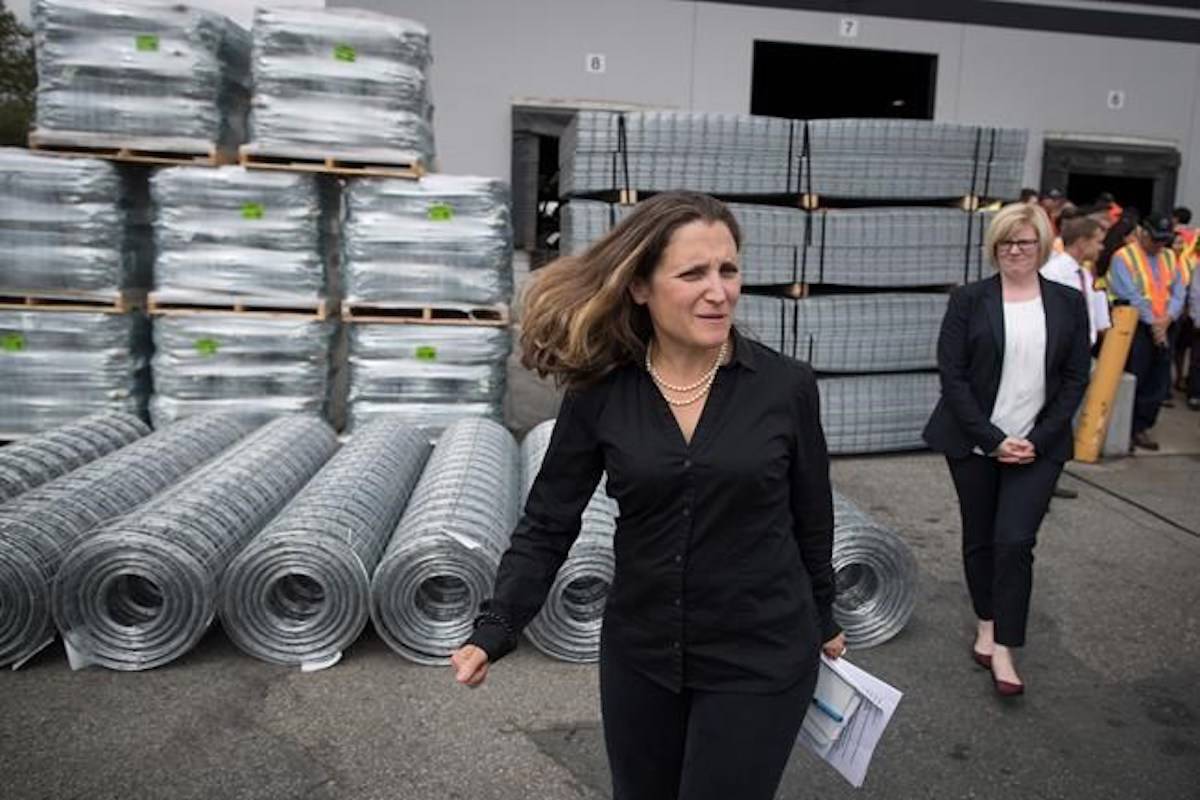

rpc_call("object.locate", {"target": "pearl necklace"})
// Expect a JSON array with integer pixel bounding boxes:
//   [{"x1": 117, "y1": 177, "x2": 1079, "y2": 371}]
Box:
[{"x1": 646, "y1": 341, "x2": 727, "y2": 406}]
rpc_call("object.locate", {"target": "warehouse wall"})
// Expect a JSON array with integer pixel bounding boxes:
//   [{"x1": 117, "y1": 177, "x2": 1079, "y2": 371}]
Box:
[{"x1": 326, "y1": 0, "x2": 1200, "y2": 207}]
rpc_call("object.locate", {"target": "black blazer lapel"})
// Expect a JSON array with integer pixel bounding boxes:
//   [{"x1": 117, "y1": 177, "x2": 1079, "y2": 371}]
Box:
[
  {"x1": 983, "y1": 275, "x2": 1004, "y2": 358},
  {"x1": 1040, "y1": 275, "x2": 1062, "y2": 377}
]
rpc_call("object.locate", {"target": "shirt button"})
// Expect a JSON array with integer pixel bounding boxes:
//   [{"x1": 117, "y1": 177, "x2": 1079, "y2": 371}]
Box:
[
  {"x1": 674, "y1": 554, "x2": 683, "y2": 564},
  {"x1": 683, "y1": 458, "x2": 692, "y2": 469},
  {"x1": 672, "y1": 640, "x2": 681, "y2": 650},
  {"x1": 682, "y1": 507, "x2": 690, "y2": 518},
  {"x1": 674, "y1": 597, "x2": 681, "y2": 607}
]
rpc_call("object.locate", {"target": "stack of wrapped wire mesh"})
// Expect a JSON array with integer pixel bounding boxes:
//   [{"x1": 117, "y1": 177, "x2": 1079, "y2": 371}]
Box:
[
  {"x1": 342, "y1": 175, "x2": 513, "y2": 306},
  {"x1": 220, "y1": 418, "x2": 431, "y2": 668},
  {"x1": 32, "y1": 0, "x2": 250, "y2": 149},
  {"x1": 345, "y1": 324, "x2": 510, "y2": 437},
  {"x1": 519, "y1": 420, "x2": 617, "y2": 664},
  {"x1": 0, "y1": 414, "x2": 251, "y2": 669},
  {"x1": 52, "y1": 415, "x2": 335, "y2": 671},
  {"x1": 149, "y1": 315, "x2": 336, "y2": 427},
  {"x1": 0, "y1": 310, "x2": 151, "y2": 435},
  {"x1": 371, "y1": 418, "x2": 520, "y2": 664},
  {"x1": 246, "y1": 6, "x2": 434, "y2": 165},
  {"x1": 0, "y1": 148, "x2": 152, "y2": 295},
  {"x1": 151, "y1": 166, "x2": 335, "y2": 303}
]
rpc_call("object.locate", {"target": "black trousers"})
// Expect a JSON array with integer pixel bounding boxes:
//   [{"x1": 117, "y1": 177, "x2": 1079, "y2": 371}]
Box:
[
  {"x1": 946, "y1": 454, "x2": 1062, "y2": 647},
  {"x1": 1126, "y1": 322, "x2": 1174, "y2": 433},
  {"x1": 599, "y1": 637, "x2": 817, "y2": 800}
]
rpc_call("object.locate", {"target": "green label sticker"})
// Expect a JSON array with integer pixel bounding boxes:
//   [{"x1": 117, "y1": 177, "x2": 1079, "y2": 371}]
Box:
[
  {"x1": 415, "y1": 346, "x2": 438, "y2": 361},
  {"x1": 241, "y1": 202, "x2": 264, "y2": 220},
  {"x1": 135, "y1": 34, "x2": 159, "y2": 53},
  {"x1": 0, "y1": 333, "x2": 25, "y2": 352},
  {"x1": 333, "y1": 43, "x2": 357, "y2": 62},
  {"x1": 194, "y1": 338, "x2": 220, "y2": 357},
  {"x1": 427, "y1": 203, "x2": 454, "y2": 222}
]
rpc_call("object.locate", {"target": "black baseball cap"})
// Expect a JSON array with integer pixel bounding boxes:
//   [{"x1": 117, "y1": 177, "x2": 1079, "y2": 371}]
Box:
[
  {"x1": 1043, "y1": 188, "x2": 1064, "y2": 200},
  {"x1": 1140, "y1": 213, "x2": 1175, "y2": 243}
]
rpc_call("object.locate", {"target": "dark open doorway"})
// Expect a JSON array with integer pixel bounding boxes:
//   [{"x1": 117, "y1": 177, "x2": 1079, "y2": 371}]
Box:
[
  {"x1": 751, "y1": 41, "x2": 937, "y2": 119},
  {"x1": 1042, "y1": 139, "x2": 1179, "y2": 218}
]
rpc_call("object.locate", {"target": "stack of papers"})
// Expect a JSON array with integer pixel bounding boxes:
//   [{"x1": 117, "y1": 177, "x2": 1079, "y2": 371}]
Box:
[{"x1": 798, "y1": 655, "x2": 903, "y2": 788}]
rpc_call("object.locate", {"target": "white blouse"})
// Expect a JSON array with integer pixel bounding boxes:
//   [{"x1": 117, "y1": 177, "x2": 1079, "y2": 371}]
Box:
[{"x1": 990, "y1": 296, "x2": 1047, "y2": 440}]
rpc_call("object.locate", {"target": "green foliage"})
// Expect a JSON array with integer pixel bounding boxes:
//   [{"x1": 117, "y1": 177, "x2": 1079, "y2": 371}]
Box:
[{"x1": 0, "y1": 6, "x2": 36, "y2": 147}]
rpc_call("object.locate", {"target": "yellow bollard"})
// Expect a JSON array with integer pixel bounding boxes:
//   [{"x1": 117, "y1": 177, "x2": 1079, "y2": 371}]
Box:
[{"x1": 1074, "y1": 305, "x2": 1139, "y2": 462}]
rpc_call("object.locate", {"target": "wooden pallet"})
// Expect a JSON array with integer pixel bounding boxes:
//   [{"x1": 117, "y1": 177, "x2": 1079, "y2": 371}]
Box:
[
  {"x1": 799, "y1": 193, "x2": 983, "y2": 211},
  {"x1": 28, "y1": 130, "x2": 233, "y2": 167},
  {"x1": 0, "y1": 290, "x2": 145, "y2": 314},
  {"x1": 239, "y1": 145, "x2": 424, "y2": 179},
  {"x1": 147, "y1": 292, "x2": 334, "y2": 320},
  {"x1": 341, "y1": 302, "x2": 509, "y2": 326}
]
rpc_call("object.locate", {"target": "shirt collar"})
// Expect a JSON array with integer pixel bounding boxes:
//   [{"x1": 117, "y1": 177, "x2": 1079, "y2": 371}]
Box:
[{"x1": 727, "y1": 326, "x2": 759, "y2": 372}]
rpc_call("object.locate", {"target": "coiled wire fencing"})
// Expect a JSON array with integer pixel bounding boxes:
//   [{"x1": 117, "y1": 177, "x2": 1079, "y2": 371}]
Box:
[
  {"x1": 519, "y1": 420, "x2": 617, "y2": 663},
  {"x1": 0, "y1": 415, "x2": 251, "y2": 668},
  {"x1": 371, "y1": 418, "x2": 520, "y2": 665},
  {"x1": 51, "y1": 416, "x2": 337, "y2": 671},
  {"x1": 832, "y1": 491, "x2": 918, "y2": 648},
  {"x1": 220, "y1": 418, "x2": 431, "y2": 668},
  {"x1": 0, "y1": 412, "x2": 150, "y2": 504}
]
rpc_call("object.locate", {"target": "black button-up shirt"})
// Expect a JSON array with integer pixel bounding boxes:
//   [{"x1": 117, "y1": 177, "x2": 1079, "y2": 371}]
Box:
[{"x1": 468, "y1": 329, "x2": 839, "y2": 694}]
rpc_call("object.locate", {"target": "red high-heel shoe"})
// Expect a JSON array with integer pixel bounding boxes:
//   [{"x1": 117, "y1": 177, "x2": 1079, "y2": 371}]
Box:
[
  {"x1": 992, "y1": 671, "x2": 1025, "y2": 697},
  {"x1": 972, "y1": 649, "x2": 992, "y2": 669}
]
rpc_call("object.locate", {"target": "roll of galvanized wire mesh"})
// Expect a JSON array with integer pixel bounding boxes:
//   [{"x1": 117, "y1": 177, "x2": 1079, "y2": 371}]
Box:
[
  {"x1": 519, "y1": 419, "x2": 616, "y2": 663},
  {"x1": 220, "y1": 418, "x2": 431, "y2": 667},
  {"x1": 832, "y1": 491, "x2": 918, "y2": 648},
  {"x1": 0, "y1": 415, "x2": 251, "y2": 668},
  {"x1": 51, "y1": 415, "x2": 337, "y2": 671},
  {"x1": 0, "y1": 412, "x2": 150, "y2": 504},
  {"x1": 371, "y1": 417, "x2": 520, "y2": 664}
]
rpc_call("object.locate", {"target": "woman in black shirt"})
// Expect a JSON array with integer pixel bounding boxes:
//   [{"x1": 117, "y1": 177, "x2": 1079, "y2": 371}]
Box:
[{"x1": 450, "y1": 191, "x2": 845, "y2": 800}]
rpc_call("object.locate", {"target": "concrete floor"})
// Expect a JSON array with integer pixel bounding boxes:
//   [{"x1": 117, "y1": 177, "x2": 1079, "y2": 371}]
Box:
[{"x1": 3, "y1": 255, "x2": 1198, "y2": 798}]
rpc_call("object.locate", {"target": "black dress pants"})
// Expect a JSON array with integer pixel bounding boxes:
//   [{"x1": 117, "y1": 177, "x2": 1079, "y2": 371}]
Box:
[
  {"x1": 946, "y1": 454, "x2": 1063, "y2": 647},
  {"x1": 599, "y1": 636, "x2": 818, "y2": 800}
]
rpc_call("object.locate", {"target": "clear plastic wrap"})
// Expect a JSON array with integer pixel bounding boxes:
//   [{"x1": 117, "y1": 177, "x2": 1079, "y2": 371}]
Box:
[
  {"x1": 345, "y1": 324, "x2": 510, "y2": 437},
  {"x1": 370, "y1": 418, "x2": 520, "y2": 665},
  {"x1": 0, "y1": 148, "x2": 152, "y2": 293},
  {"x1": 247, "y1": 6, "x2": 434, "y2": 164},
  {"x1": 220, "y1": 418, "x2": 431, "y2": 667},
  {"x1": 151, "y1": 166, "x2": 334, "y2": 301},
  {"x1": 0, "y1": 311, "x2": 150, "y2": 435},
  {"x1": 818, "y1": 372, "x2": 941, "y2": 455},
  {"x1": 33, "y1": 0, "x2": 250, "y2": 147},
  {"x1": 343, "y1": 175, "x2": 513, "y2": 305},
  {"x1": 149, "y1": 314, "x2": 336, "y2": 427},
  {"x1": 51, "y1": 416, "x2": 336, "y2": 671}
]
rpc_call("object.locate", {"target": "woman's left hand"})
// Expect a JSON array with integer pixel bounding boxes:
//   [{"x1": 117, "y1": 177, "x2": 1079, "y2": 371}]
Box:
[{"x1": 822, "y1": 632, "x2": 847, "y2": 660}]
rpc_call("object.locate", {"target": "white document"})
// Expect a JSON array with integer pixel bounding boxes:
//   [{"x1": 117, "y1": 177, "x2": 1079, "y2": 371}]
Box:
[{"x1": 797, "y1": 655, "x2": 903, "y2": 788}]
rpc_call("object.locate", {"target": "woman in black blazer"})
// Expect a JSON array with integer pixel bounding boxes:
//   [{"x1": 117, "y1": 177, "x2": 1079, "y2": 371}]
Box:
[{"x1": 924, "y1": 202, "x2": 1090, "y2": 697}]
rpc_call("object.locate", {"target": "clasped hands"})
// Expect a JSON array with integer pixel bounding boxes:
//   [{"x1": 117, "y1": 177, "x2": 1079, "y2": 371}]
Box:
[
  {"x1": 1151, "y1": 316, "x2": 1170, "y2": 348},
  {"x1": 995, "y1": 436, "x2": 1036, "y2": 465}
]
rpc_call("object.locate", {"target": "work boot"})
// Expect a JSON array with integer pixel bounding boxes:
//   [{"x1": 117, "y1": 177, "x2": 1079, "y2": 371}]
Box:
[
  {"x1": 1132, "y1": 431, "x2": 1160, "y2": 451},
  {"x1": 1188, "y1": 397, "x2": 1200, "y2": 411}
]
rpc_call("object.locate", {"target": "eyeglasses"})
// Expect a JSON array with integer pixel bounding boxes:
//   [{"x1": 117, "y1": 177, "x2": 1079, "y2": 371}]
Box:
[{"x1": 996, "y1": 239, "x2": 1039, "y2": 254}]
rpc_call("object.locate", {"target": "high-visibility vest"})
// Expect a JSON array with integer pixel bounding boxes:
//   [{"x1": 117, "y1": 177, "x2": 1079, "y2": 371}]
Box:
[{"x1": 1115, "y1": 243, "x2": 1176, "y2": 318}]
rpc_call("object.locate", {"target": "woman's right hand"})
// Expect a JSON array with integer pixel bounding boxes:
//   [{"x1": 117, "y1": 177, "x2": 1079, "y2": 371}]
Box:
[
  {"x1": 996, "y1": 436, "x2": 1035, "y2": 464},
  {"x1": 450, "y1": 644, "x2": 490, "y2": 688}
]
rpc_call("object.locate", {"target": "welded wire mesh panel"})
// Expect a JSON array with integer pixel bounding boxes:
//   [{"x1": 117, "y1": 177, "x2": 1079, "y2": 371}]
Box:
[
  {"x1": 345, "y1": 324, "x2": 510, "y2": 437},
  {"x1": 149, "y1": 314, "x2": 335, "y2": 427},
  {"x1": 0, "y1": 414, "x2": 251, "y2": 668},
  {"x1": 560, "y1": 111, "x2": 796, "y2": 196},
  {"x1": 0, "y1": 413, "x2": 149, "y2": 504},
  {"x1": 0, "y1": 311, "x2": 151, "y2": 435},
  {"x1": 813, "y1": 208, "x2": 979, "y2": 287},
  {"x1": 33, "y1": 0, "x2": 250, "y2": 146},
  {"x1": 371, "y1": 418, "x2": 520, "y2": 664},
  {"x1": 248, "y1": 6, "x2": 434, "y2": 163},
  {"x1": 519, "y1": 419, "x2": 617, "y2": 663},
  {"x1": 818, "y1": 372, "x2": 939, "y2": 455},
  {"x1": 969, "y1": 210, "x2": 996, "y2": 282},
  {"x1": 794, "y1": 293, "x2": 946, "y2": 373},
  {"x1": 832, "y1": 490, "x2": 918, "y2": 648},
  {"x1": 52, "y1": 415, "x2": 336, "y2": 671},
  {"x1": 735, "y1": 294, "x2": 792, "y2": 356},
  {"x1": 343, "y1": 175, "x2": 512, "y2": 305},
  {"x1": 220, "y1": 417, "x2": 431, "y2": 667},
  {"x1": 0, "y1": 148, "x2": 152, "y2": 293},
  {"x1": 152, "y1": 166, "x2": 333, "y2": 301}
]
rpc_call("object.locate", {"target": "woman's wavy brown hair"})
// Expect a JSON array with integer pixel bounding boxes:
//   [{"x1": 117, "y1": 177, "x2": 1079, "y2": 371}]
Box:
[{"x1": 520, "y1": 191, "x2": 741, "y2": 388}]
